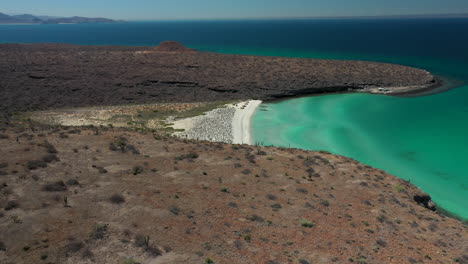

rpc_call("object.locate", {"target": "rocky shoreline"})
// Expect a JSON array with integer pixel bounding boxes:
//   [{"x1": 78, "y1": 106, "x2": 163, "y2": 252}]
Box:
[
  {"x1": 172, "y1": 100, "x2": 262, "y2": 144},
  {"x1": 172, "y1": 106, "x2": 237, "y2": 143}
]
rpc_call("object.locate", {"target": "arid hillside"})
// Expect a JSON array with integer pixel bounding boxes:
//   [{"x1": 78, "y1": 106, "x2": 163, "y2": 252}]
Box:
[
  {"x1": 0, "y1": 125, "x2": 466, "y2": 264},
  {"x1": 0, "y1": 43, "x2": 437, "y2": 113}
]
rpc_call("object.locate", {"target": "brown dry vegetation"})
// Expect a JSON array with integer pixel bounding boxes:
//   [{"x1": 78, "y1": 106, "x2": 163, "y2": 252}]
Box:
[
  {"x1": 0, "y1": 43, "x2": 437, "y2": 114},
  {"x1": 0, "y1": 125, "x2": 466, "y2": 264}
]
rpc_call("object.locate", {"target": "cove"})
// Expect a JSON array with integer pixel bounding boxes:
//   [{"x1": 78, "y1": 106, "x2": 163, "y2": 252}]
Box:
[
  {"x1": 252, "y1": 87, "x2": 468, "y2": 220},
  {"x1": 1, "y1": 19, "x2": 467, "y2": 219}
]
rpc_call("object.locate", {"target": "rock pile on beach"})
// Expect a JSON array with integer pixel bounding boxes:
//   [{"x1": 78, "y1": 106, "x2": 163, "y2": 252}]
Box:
[{"x1": 175, "y1": 107, "x2": 236, "y2": 143}]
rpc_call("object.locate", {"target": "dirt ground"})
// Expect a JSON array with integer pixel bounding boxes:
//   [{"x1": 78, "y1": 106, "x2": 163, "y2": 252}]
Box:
[{"x1": 0, "y1": 125, "x2": 466, "y2": 264}]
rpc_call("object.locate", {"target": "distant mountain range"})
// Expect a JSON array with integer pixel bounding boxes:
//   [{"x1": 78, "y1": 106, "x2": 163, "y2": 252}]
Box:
[{"x1": 0, "y1": 12, "x2": 124, "y2": 24}]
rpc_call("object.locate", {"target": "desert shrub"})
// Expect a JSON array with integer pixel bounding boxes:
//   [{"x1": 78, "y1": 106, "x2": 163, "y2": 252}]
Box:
[
  {"x1": 59, "y1": 132, "x2": 69, "y2": 139},
  {"x1": 234, "y1": 239, "x2": 242, "y2": 249},
  {"x1": 43, "y1": 181, "x2": 67, "y2": 192},
  {"x1": 175, "y1": 153, "x2": 199, "y2": 161},
  {"x1": 4, "y1": 200, "x2": 19, "y2": 211},
  {"x1": 296, "y1": 188, "x2": 308, "y2": 194},
  {"x1": 0, "y1": 241, "x2": 5, "y2": 251},
  {"x1": 266, "y1": 194, "x2": 277, "y2": 200},
  {"x1": 169, "y1": 206, "x2": 180, "y2": 215},
  {"x1": 376, "y1": 215, "x2": 387, "y2": 223},
  {"x1": 109, "y1": 143, "x2": 119, "y2": 151},
  {"x1": 271, "y1": 203, "x2": 282, "y2": 210},
  {"x1": 81, "y1": 248, "x2": 94, "y2": 260},
  {"x1": 0, "y1": 134, "x2": 8, "y2": 139},
  {"x1": 27, "y1": 160, "x2": 47, "y2": 170},
  {"x1": 132, "y1": 166, "x2": 144, "y2": 175},
  {"x1": 245, "y1": 154, "x2": 256, "y2": 163},
  {"x1": 247, "y1": 215, "x2": 264, "y2": 222},
  {"x1": 110, "y1": 194, "x2": 125, "y2": 204},
  {"x1": 393, "y1": 184, "x2": 405, "y2": 193},
  {"x1": 43, "y1": 141, "x2": 58, "y2": 154},
  {"x1": 66, "y1": 179, "x2": 80, "y2": 186},
  {"x1": 241, "y1": 169, "x2": 251, "y2": 175},
  {"x1": 299, "y1": 260, "x2": 311, "y2": 264},
  {"x1": 127, "y1": 145, "x2": 140, "y2": 155},
  {"x1": 64, "y1": 241, "x2": 84, "y2": 255},
  {"x1": 0, "y1": 162, "x2": 8, "y2": 169},
  {"x1": 124, "y1": 258, "x2": 141, "y2": 264},
  {"x1": 90, "y1": 224, "x2": 108, "y2": 240},
  {"x1": 68, "y1": 129, "x2": 81, "y2": 134},
  {"x1": 97, "y1": 167, "x2": 108, "y2": 174},
  {"x1": 135, "y1": 234, "x2": 150, "y2": 248},
  {"x1": 109, "y1": 138, "x2": 140, "y2": 155},
  {"x1": 228, "y1": 202, "x2": 238, "y2": 208},
  {"x1": 42, "y1": 154, "x2": 59, "y2": 163},
  {"x1": 300, "y1": 219, "x2": 314, "y2": 228},
  {"x1": 320, "y1": 200, "x2": 330, "y2": 207},
  {"x1": 135, "y1": 234, "x2": 162, "y2": 257},
  {"x1": 376, "y1": 239, "x2": 387, "y2": 247},
  {"x1": 454, "y1": 255, "x2": 468, "y2": 263}
]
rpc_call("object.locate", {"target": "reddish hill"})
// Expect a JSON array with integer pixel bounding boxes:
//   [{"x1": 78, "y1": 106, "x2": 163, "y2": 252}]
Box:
[{"x1": 153, "y1": 41, "x2": 196, "y2": 53}]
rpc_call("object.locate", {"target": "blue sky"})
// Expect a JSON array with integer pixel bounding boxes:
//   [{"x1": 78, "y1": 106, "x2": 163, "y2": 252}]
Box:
[{"x1": 3, "y1": 0, "x2": 468, "y2": 20}]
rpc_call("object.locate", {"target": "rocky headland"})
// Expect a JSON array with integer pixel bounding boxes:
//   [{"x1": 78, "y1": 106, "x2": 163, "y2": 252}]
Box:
[
  {"x1": 0, "y1": 12, "x2": 123, "y2": 24},
  {"x1": 0, "y1": 42, "x2": 438, "y2": 114}
]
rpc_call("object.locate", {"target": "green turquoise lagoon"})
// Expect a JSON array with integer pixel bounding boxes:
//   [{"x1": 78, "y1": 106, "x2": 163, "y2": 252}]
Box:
[{"x1": 252, "y1": 87, "x2": 468, "y2": 220}]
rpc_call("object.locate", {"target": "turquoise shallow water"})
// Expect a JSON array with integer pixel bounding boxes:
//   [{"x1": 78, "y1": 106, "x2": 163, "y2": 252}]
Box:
[{"x1": 252, "y1": 88, "x2": 468, "y2": 220}]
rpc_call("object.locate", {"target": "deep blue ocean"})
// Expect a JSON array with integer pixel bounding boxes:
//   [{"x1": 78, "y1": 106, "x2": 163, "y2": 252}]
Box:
[{"x1": 1, "y1": 19, "x2": 467, "y2": 219}]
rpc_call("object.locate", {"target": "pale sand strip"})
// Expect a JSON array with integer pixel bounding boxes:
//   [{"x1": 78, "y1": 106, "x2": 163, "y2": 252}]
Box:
[
  {"x1": 171, "y1": 100, "x2": 262, "y2": 144},
  {"x1": 232, "y1": 100, "x2": 262, "y2": 145}
]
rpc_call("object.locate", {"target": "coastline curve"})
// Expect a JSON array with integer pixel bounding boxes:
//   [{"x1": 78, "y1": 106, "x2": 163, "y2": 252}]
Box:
[{"x1": 232, "y1": 100, "x2": 262, "y2": 145}]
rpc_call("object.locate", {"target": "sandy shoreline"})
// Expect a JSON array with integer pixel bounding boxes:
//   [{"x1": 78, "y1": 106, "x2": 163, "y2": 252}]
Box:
[
  {"x1": 171, "y1": 100, "x2": 262, "y2": 144},
  {"x1": 232, "y1": 100, "x2": 262, "y2": 144}
]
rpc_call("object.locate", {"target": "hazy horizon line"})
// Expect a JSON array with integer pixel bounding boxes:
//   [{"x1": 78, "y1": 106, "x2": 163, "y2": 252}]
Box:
[{"x1": 3, "y1": 11, "x2": 468, "y2": 21}]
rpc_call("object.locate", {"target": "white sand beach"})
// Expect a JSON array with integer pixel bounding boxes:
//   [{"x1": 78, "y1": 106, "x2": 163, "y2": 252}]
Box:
[
  {"x1": 232, "y1": 100, "x2": 262, "y2": 144},
  {"x1": 171, "y1": 100, "x2": 262, "y2": 144}
]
